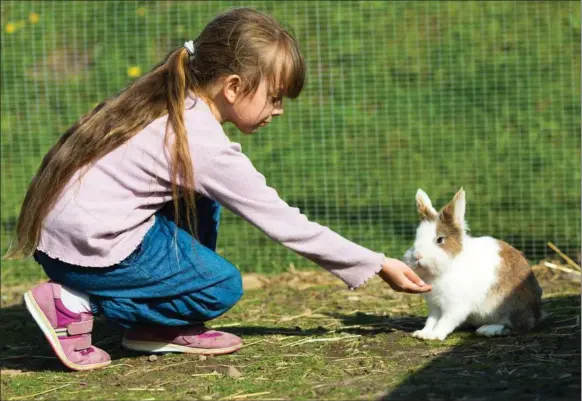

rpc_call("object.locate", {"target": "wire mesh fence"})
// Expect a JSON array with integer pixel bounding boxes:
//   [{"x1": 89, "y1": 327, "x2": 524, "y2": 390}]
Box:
[{"x1": 1, "y1": 1, "x2": 580, "y2": 285}]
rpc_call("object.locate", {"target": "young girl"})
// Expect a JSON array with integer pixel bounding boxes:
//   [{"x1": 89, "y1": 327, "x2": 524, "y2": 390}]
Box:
[{"x1": 5, "y1": 7, "x2": 431, "y2": 371}]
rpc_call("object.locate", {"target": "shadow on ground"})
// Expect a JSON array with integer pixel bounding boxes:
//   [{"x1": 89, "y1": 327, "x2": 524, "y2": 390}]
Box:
[
  {"x1": 0, "y1": 302, "x2": 129, "y2": 373},
  {"x1": 380, "y1": 294, "x2": 581, "y2": 401},
  {"x1": 1, "y1": 291, "x2": 579, "y2": 400}
]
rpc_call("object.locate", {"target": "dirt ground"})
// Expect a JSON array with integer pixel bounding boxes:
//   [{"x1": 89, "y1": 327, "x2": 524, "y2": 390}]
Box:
[{"x1": 1, "y1": 260, "x2": 580, "y2": 400}]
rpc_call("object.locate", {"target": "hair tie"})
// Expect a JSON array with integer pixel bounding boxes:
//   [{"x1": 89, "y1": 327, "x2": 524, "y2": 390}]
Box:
[{"x1": 183, "y1": 41, "x2": 195, "y2": 59}]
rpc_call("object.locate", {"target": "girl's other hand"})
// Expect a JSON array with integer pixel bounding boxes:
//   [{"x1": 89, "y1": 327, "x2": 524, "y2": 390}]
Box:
[{"x1": 378, "y1": 258, "x2": 432, "y2": 294}]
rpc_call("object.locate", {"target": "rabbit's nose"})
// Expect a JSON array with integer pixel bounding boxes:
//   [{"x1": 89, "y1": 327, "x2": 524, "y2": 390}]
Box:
[{"x1": 414, "y1": 252, "x2": 422, "y2": 261}]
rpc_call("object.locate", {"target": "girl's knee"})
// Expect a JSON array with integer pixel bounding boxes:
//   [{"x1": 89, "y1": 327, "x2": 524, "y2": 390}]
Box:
[
  {"x1": 219, "y1": 264, "x2": 243, "y2": 307},
  {"x1": 200, "y1": 263, "x2": 243, "y2": 318}
]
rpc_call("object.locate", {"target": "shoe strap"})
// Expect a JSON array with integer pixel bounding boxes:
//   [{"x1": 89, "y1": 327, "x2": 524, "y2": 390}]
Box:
[
  {"x1": 72, "y1": 334, "x2": 92, "y2": 351},
  {"x1": 67, "y1": 319, "x2": 93, "y2": 335}
]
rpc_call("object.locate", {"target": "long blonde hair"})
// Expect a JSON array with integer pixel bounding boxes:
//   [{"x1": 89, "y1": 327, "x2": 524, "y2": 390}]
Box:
[{"x1": 5, "y1": 7, "x2": 305, "y2": 260}]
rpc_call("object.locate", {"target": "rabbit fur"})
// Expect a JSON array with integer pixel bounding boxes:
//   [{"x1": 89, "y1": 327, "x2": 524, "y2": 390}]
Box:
[{"x1": 403, "y1": 188, "x2": 543, "y2": 341}]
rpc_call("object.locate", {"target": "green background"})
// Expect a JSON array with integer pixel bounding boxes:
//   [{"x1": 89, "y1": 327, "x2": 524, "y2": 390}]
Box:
[{"x1": 1, "y1": 1, "x2": 580, "y2": 285}]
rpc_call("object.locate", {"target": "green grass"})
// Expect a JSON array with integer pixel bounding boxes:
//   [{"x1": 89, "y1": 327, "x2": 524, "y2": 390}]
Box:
[
  {"x1": 1, "y1": 267, "x2": 580, "y2": 400},
  {"x1": 1, "y1": 1, "x2": 580, "y2": 283}
]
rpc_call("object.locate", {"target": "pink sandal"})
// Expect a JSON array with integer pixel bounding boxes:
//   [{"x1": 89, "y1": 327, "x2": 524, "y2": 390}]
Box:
[
  {"x1": 23, "y1": 282, "x2": 111, "y2": 371},
  {"x1": 122, "y1": 325, "x2": 243, "y2": 355}
]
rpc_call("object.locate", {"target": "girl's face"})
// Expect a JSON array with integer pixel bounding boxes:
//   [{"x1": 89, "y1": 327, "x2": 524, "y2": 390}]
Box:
[{"x1": 228, "y1": 78, "x2": 284, "y2": 134}]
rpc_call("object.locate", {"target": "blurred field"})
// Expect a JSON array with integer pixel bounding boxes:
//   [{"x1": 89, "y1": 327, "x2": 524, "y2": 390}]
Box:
[{"x1": 1, "y1": 1, "x2": 580, "y2": 284}]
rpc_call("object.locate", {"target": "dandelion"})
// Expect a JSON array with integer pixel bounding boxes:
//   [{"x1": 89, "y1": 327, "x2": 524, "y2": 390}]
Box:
[
  {"x1": 5, "y1": 23, "x2": 15, "y2": 34},
  {"x1": 29, "y1": 12, "x2": 40, "y2": 24},
  {"x1": 136, "y1": 7, "x2": 146, "y2": 17},
  {"x1": 127, "y1": 66, "x2": 142, "y2": 78}
]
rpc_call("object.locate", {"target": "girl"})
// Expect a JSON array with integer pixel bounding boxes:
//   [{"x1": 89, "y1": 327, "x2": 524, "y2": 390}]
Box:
[{"x1": 4, "y1": 7, "x2": 431, "y2": 371}]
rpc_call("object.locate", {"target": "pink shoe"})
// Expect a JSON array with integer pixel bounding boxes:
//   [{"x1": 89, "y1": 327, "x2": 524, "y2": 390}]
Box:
[
  {"x1": 23, "y1": 282, "x2": 111, "y2": 371},
  {"x1": 122, "y1": 325, "x2": 243, "y2": 355}
]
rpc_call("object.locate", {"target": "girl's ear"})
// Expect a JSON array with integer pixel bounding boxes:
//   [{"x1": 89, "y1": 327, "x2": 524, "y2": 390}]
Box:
[
  {"x1": 222, "y1": 74, "x2": 242, "y2": 104},
  {"x1": 416, "y1": 189, "x2": 438, "y2": 220}
]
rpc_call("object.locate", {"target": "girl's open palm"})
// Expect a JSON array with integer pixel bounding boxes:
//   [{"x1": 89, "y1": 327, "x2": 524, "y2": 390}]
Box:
[{"x1": 378, "y1": 258, "x2": 432, "y2": 294}]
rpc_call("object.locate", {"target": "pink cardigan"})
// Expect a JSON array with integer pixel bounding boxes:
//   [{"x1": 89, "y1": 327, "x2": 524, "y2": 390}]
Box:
[{"x1": 38, "y1": 97, "x2": 384, "y2": 289}]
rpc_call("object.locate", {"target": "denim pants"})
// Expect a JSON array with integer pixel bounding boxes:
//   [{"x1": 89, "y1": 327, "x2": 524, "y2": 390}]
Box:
[{"x1": 35, "y1": 197, "x2": 243, "y2": 329}]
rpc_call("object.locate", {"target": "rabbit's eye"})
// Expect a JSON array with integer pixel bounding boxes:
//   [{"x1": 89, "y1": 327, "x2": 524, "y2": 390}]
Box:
[{"x1": 436, "y1": 236, "x2": 445, "y2": 245}]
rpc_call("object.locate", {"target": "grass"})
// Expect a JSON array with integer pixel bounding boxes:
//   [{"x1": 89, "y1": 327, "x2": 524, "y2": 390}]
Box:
[
  {"x1": 1, "y1": 262, "x2": 580, "y2": 400},
  {"x1": 0, "y1": 1, "x2": 580, "y2": 284}
]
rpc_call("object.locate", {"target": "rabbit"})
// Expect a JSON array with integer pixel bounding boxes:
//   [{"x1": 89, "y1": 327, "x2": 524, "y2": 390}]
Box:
[{"x1": 402, "y1": 188, "x2": 543, "y2": 341}]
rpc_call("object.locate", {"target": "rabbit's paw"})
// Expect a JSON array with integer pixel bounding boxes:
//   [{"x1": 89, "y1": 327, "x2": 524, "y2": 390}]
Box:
[
  {"x1": 413, "y1": 330, "x2": 448, "y2": 341},
  {"x1": 476, "y1": 324, "x2": 508, "y2": 337},
  {"x1": 412, "y1": 330, "x2": 440, "y2": 340}
]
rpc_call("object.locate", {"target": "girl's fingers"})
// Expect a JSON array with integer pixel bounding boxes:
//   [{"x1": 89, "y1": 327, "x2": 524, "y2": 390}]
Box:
[
  {"x1": 404, "y1": 269, "x2": 427, "y2": 287},
  {"x1": 402, "y1": 273, "x2": 432, "y2": 293}
]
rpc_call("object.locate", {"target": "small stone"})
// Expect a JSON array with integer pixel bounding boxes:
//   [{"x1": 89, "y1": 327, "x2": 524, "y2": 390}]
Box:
[
  {"x1": 198, "y1": 354, "x2": 207, "y2": 361},
  {"x1": 227, "y1": 365, "x2": 243, "y2": 378},
  {"x1": 148, "y1": 354, "x2": 158, "y2": 362},
  {"x1": 201, "y1": 396, "x2": 212, "y2": 401}
]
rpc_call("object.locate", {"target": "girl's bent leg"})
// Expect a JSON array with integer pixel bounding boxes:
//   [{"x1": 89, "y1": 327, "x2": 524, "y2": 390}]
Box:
[
  {"x1": 37, "y1": 211, "x2": 243, "y2": 355},
  {"x1": 94, "y1": 260, "x2": 243, "y2": 328}
]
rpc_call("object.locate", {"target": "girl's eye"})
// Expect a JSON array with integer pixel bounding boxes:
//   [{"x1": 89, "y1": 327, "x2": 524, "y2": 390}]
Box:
[
  {"x1": 271, "y1": 96, "x2": 282, "y2": 104},
  {"x1": 436, "y1": 236, "x2": 445, "y2": 245}
]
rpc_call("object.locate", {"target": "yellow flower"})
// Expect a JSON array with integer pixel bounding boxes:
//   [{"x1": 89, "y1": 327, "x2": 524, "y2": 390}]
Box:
[
  {"x1": 5, "y1": 23, "x2": 15, "y2": 34},
  {"x1": 127, "y1": 66, "x2": 142, "y2": 78},
  {"x1": 136, "y1": 7, "x2": 146, "y2": 17},
  {"x1": 29, "y1": 12, "x2": 40, "y2": 24}
]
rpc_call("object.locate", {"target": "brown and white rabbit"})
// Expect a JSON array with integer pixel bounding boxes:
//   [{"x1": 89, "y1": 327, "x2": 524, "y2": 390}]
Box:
[{"x1": 403, "y1": 188, "x2": 543, "y2": 341}]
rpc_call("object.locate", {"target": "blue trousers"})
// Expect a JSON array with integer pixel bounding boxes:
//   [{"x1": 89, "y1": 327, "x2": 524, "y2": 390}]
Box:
[{"x1": 35, "y1": 197, "x2": 243, "y2": 329}]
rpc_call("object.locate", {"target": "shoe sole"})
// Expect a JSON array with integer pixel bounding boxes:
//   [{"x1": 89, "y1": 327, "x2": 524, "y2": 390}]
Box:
[
  {"x1": 23, "y1": 291, "x2": 111, "y2": 371},
  {"x1": 121, "y1": 338, "x2": 243, "y2": 355}
]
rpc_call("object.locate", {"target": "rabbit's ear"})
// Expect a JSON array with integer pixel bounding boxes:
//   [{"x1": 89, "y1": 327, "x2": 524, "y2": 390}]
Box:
[
  {"x1": 416, "y1": 189, "x2": 438, "y2": 220},
  {"x1": 440, "y1": 188, "x2": 466, "y2": 231}
]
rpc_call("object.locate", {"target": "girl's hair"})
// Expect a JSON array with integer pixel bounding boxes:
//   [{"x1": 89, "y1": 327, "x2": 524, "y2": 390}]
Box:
[{"x1": 5, "y1": 7, "x2": 305, "y2": 260}]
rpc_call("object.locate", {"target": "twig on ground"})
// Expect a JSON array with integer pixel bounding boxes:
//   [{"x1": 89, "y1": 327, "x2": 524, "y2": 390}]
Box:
[
  {"x1": 547, "y1": 242, "x2": 581, "y2": 271},
  {"x1": 543, "y1": 262, "x2": 581, "y2": 275},
  {"x1": 8, "y1": 384, "x2": 72, "y2": 400},
  {"x1": 241, "y1": 339, "x2": 269, "y2": 348},
  {"x1": 230, "y1": 391, "x2": 272, "y2": 400},
  {"x1": 282, "y1": 335, "x2": 361, "y2": 347},
  {"x1": 330, "y1": 356, "x2": 384, "y2": 362}
]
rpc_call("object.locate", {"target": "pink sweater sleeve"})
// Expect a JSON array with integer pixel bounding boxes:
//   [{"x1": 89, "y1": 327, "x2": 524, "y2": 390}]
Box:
[{"x1": 194, "y1": 141, "x2": 385, "y2": 290}]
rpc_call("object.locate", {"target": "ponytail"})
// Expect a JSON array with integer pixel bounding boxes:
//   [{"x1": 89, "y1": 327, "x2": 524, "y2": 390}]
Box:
[{"x1": 164, "y1": 48, "x2": 198, "y2": 239}]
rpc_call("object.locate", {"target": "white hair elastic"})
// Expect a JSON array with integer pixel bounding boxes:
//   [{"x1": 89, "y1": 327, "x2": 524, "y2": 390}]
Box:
[{"x1": 183, "y1": 41, "x2": 195, "y2": 58}]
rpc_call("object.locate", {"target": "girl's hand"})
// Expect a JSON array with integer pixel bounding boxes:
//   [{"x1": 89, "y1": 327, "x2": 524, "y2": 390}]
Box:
[{"x1": 377, "y1": 258, "x2": 432, "y2": 294}]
